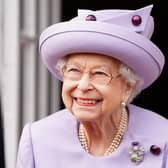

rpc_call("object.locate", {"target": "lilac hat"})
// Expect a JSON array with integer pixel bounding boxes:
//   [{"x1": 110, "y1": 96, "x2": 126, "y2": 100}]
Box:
[{"x1": 39, "y1": 5, "x2": 165, "y2": 90}]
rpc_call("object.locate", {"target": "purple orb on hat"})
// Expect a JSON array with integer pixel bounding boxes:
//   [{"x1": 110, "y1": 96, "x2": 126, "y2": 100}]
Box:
[
  {"x1": 132, "y1": 15, "x2": 142, "y2": 26},
  {"x1": 39, "y1": 5, "x2": 165, "y2": 90},
  {"x1": 85, "y1": 14, "x2": 97, "y2": 21}
]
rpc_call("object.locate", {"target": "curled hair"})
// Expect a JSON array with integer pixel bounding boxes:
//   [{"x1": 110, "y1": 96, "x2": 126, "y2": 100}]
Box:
[
  {"x1": 119, "y1": 64, "x2": 144, "y2": 103},
  {"x1": 55, "y1": 56, "x2": 68, "y2": 76}
]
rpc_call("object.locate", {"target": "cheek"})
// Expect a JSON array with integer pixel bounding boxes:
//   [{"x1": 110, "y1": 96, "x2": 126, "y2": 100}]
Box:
[
  {"x1": 101, "y1": 86, "x2": 123, "y2": 112},
  {"x1": 62, "y1": 81, "x2": 75, "y2": 111}
]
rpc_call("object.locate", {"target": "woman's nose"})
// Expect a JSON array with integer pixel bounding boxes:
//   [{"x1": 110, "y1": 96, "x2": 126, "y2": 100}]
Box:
[{"x1": 77, "y1": 74, "x2": 93, "y2": 91}]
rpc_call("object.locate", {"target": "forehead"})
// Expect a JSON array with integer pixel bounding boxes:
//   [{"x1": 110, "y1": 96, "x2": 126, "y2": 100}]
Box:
[{"x1": 66, "y1": 53, "x2": 121, "y2": 68}]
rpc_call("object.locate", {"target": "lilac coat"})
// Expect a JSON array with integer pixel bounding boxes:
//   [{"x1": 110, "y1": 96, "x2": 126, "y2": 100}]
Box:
[{"x1": 16, "y1": 104, "x2": 168, "y2": 168}]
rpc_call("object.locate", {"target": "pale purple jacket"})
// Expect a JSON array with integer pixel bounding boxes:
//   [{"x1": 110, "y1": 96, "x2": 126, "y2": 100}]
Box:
[{"x1": 16, "y1": 104, "x2": 168, "y2": 168}]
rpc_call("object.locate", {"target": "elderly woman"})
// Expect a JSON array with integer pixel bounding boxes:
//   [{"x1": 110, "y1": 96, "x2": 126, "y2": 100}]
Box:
[{"x1": 16, "y1": 5, "x2": 168, "y2": 168}]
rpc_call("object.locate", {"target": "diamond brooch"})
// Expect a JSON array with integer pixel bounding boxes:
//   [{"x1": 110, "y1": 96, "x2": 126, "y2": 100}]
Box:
[{"x1": 129, "y1": 142, "x2": 145, "y2": 165}]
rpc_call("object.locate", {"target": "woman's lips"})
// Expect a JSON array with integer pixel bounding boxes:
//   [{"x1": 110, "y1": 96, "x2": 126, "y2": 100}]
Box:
[{"x1": 74, "y1": 97, "x2": 102, "y2": 106}]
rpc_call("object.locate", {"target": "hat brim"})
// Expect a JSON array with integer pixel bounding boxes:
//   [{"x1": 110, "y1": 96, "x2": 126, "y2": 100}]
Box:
[{"x1": 39, "y1": 21, "x2": 165, "y2": 90}]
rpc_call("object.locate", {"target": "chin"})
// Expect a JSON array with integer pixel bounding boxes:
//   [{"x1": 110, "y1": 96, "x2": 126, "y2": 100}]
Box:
[{"x1": 72, "y1": 108, "x2": 100, "y2": 122}]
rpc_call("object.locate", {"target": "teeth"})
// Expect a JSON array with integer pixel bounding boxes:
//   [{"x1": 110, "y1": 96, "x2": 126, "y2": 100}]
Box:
[{"x1": 76, "y1": 99, "x2": 97, "y2": 104}]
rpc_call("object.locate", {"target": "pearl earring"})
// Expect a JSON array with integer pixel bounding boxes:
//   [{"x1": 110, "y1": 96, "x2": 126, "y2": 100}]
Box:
[{"x1": 121, "y1": 101, "x2": 126, "y2": 108}]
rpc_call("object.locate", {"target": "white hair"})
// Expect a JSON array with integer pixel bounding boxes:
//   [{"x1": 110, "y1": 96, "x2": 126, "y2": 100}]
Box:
[
  {"x1": 119, "y1": 64, "x2": 144, "y2": 103},
  {"x1": 55, "y1": 56, "x2": 68, "y2": 75},
  {"x1": 55, "y1": 56, "x2": 144, "y2": 103}
]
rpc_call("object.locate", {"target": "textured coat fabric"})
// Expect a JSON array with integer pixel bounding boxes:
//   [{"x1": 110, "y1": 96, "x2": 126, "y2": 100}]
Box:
[{"x1": 16, "y1": 104, "x2": 168, "y2": 168}]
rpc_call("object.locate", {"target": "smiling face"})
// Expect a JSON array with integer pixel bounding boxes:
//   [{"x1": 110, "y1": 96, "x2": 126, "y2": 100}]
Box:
[{"x1": 62, "y1": 53, "x2": 132, "y2": 122}]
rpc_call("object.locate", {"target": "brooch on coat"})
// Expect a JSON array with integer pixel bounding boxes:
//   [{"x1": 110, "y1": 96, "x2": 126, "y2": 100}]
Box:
[
  {"x1": 129, "y1": 141, "x2": 162, "y2": 165},
  {"x1": 129, "y1": 142, "x2": 145, "y2": 165}
]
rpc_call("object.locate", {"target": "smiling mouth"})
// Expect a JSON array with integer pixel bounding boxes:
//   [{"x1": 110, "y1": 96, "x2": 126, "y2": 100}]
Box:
[{"x1": 74, "y1": 97, "x2": 102, "y2": 106}]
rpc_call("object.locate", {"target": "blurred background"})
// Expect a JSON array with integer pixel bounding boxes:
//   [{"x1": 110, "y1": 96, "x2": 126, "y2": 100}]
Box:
[{"x1": 0, "y1": 0, "x2": 167, "y2": 168}]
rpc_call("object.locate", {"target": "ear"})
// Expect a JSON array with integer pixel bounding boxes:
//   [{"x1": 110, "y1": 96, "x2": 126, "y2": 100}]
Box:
[{"x1": 122, "y1": 82, "x2": 134, "y2": 103}]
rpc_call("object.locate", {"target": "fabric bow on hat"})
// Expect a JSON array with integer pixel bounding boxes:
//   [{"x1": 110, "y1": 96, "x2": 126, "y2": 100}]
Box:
[{"x1": 75, "y1": 5, "x2": 154, "y2": 38}]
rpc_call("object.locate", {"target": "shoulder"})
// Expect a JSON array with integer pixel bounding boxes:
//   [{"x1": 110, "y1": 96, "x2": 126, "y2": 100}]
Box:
[
  {"x1": 18, "y1": 109, "x2": 76, "y2": 146},
  {"x1": 16, "y1": 109, "x2": 77, "y2": 167},
  {"x1": 128, "y1": 104, "x2": 168, "y2": 139},
  {"x1": 30, "y1": 108, "x2": 76, "y2": 134},
  {"x1": 18, "y1": 108, "x2": 74, "y2": 141}
]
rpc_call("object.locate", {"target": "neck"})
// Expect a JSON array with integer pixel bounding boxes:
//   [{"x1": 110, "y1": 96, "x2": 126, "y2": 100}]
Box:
[{"x1": 79, "y1": 108, "x2": 128, "y2": 156}]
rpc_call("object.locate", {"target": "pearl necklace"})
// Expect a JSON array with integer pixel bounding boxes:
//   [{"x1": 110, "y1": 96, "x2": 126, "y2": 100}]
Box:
[{"x1": 78, "y1": 108, "x2": 128, "y2": 156}]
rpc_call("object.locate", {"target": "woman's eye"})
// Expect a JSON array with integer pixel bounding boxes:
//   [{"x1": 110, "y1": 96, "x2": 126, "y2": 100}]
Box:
[
  {"x1": 94, "y1": 71, "x2": 109, "y2": 76},
  {"x1": 67, "y1": 68, "x2": 80, "y2": 73}
]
